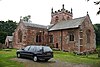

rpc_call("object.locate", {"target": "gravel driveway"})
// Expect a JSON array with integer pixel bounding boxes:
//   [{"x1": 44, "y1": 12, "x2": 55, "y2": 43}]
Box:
[{"x1": 11, "y1": 58, "x2": 91, "y2": 67}]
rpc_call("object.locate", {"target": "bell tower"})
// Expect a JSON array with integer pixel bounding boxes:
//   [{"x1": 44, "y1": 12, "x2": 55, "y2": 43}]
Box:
[{"x1": 50, "y1": 4, "x2": 73, "y2": 24}]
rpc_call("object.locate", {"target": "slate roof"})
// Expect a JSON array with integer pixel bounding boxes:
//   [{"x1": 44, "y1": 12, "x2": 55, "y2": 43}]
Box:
[
  {"x1": 23, "y1": 22, "x2": 47, "y2": 29},
  {"x1": 6, "y1": 36, "x2": 13, "y2": 41},
  {"x1": 49, "y1": 16, "x2": 86, "y2": 31}
]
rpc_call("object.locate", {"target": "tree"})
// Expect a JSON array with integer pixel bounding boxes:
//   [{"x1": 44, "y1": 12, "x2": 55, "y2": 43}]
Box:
[
  {"x1": 23, "y1": 15, "x2": 31, "y2": 22},
  {"x1": 94, "y1": 1, "x2": 100, "y2": 14},
  {"x1": 0, "y1": 20, "x2": 17, "y2": 44},
  {"x1": 0, "y1": 31, "x2": 7, "y2": 44},
  {"x1": 94, "y1": 24, "x2": 100, "y2": 47},
  {"x1": 86, "y1": 0, "x2": 100, "y2": 14}
]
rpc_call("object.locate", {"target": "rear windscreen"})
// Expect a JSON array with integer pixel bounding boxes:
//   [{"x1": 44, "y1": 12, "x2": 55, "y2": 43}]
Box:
[{"x1": 44, "y1": 47, "x2": 52, "y2": 52}]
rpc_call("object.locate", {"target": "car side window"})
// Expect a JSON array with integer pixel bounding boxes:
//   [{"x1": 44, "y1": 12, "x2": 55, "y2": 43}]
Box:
[
  {"x1": 24, "y1": 46, "x2": 30, "y2": 51},
  {"x1": 29, "y1": 46, "x2": 34, "y2": 52},
  {"x1": 35, "y1": 46, "x2": 43, "y2": 52},
  {"x1": 44, "y1": 46, "x2": 52, "y2": 52}
]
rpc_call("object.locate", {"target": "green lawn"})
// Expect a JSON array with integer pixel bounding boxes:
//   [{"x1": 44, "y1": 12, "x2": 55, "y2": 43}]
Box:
[
  {"x1": 0, "y1": 49, "x2": 24, "y2": 67},
  {"x1": 0, "y1": 49, "x2": 100, "y2": 67},
  {"x1": 54, "y1": 51, "x2": 100, "y2": 67}
]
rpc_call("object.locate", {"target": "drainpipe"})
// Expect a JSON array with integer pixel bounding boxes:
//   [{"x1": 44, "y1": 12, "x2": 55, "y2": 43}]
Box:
[
  {"x1": 78, "y1": 32, "x2": 80, "y2": 54},
  {"x1": 61, "y1": 30, "x2": 63, "y2": 50},
  {"x1": 43, "y1": 30, "x2": 44, "y2": 45}
]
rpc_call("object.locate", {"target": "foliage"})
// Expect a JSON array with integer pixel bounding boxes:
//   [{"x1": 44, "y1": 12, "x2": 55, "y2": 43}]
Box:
[
  {"x1": 86, "y1": 0, "x2": 100, "y2": 14},
  {"x1": 94, "y1": 1, "x2": 100, "y2": 14},
  {"x1": 96, "y1": 48, "x2": 100, "y2": 57},
  {"x1": 0, "y1": 49, "x2": 24, "y2": 67},
  {"x1": 0, "y1": 31, "x2": 7, "y2": 44},
  {"x1": 54, "y1": 51, "x2": 100, "y2": 67},
  {"x1": 94, "y1": 24, "x2": 100, "y2": 47},
  {"x1": 23, "y1": 15, "x2": 31, "y2": 22},
  {"x1": 0, "y1": 20, "x2": 17, "y2": 44}
]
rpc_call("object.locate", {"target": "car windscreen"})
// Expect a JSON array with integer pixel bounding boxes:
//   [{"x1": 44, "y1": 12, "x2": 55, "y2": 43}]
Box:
[{"x1": 43, "y1": 47, "x2": 52, "y2": 52}]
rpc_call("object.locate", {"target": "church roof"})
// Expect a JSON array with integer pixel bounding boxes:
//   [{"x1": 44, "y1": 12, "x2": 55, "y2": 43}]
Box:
[
  {"x1": 23, "y1": 22, "x2": 47, "y2": 29},
  {"x1": 49, "y1": 16, "x2": 86, "y2": 31}
]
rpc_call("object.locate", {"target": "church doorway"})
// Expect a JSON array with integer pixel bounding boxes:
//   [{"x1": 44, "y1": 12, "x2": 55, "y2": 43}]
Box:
[{"x1": 56, "y1": 43, "x2": 58, "y2": 48}]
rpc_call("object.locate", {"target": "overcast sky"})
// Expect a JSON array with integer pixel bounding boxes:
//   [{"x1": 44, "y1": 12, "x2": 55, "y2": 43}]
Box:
[{"x1": 0, "y1": 0, "x2": 100, "y2": 25}]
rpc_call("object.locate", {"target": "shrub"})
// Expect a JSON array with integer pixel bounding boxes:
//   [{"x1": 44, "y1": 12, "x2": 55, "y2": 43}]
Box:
[
  {"x1": 0, "y1": 43, "x2": 3, "y2": 49},
  {"x1": 96, "y1": 48, "x2": 100, "y2": 58}
]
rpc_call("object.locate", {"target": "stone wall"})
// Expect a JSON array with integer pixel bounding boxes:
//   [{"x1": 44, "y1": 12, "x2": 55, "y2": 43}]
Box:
[
  {"x1": 13, "y1": 22, "x2": 48, "y2": 49},
  {"x1": 48, "y1": 16, "x2": 96, "y2": 53},
  {"x1": 78, "y1": 16, "x2": 96, "y2": 53},
  {"x1": 48, "y1": 28, "x2": 79, "y2": 52}
]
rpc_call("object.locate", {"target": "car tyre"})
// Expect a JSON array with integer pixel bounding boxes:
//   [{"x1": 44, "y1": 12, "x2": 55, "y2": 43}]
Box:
[
  {"x1": 17, "y1": 53, "x2": 21, "y2": 58},
  {"x1": 33, "y1": 56, "x2": 38, "y2": 62}
]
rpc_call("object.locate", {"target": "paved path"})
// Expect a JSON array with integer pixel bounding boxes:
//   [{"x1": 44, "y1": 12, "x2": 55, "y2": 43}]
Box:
[{"x1": 11, "y1": 58, "x2": 91, "y2": 67}]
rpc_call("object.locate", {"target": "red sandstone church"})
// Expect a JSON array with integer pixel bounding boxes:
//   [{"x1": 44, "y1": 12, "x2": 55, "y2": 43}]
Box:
[{"x1": 13, "y1": 4, "x2": 96, "y2": 54}]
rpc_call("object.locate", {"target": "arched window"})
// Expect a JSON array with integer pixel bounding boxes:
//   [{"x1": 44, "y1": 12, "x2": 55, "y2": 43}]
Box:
[
  {"x1": 18, "y1": 29, "x2": 22, "y2": 43},
  {"x1": 86, "y1": 30, "x2": 91, "y2": 43},
  {"x1": 67, "y1": 16, "x2": 70, "y2": 20},
  {"x1": 55, "y1": 16, "x2": 59, "y2": 22},
  {"x1": 49, "y1": 35, "x2": 53, "y2": 43},
  {"x1": 62, "y1": 16, "x2": 65, "y2": 20},
  {"x1": 69, "y1": 33, "x2": 74, "y2": 41},
  {"x1": 36, "y1": 32, "x2": 41, "y2": 43}
]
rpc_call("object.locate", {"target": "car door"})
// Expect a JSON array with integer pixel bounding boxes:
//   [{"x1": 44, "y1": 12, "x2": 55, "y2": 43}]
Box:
[
  {"x1": 21, "y1": 46, "x2": 31, "y2": 57},
  {"x1": 35, "y1": 46, "x2": 43, "y2": 56},
  {"x1": 28, "y1": 46, "x2": 35, "y2": 58},
  {"x1": 43, "y1": 46, "x2": 53, "y2": 57}
]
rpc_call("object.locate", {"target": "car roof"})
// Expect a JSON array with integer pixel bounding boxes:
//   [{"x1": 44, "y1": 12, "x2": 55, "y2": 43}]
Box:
[{"x1": 27, "y1": 45, "x2": 50, "y2": 47}]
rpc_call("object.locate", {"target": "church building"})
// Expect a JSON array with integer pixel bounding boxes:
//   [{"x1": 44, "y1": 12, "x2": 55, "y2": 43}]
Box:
[{"x1": 13, "y1": 4, "x2": 96, "y2": 54}]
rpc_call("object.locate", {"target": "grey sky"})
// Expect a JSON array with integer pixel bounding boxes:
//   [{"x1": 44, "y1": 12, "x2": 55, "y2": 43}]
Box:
[{"x1": 0, "y1": 0, "x2": 100, "y2": 25}]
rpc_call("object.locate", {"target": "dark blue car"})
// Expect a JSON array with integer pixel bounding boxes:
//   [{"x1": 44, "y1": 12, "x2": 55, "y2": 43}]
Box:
[{"x1": 16, "y1": 45, "x2": 53, "y2": 62}]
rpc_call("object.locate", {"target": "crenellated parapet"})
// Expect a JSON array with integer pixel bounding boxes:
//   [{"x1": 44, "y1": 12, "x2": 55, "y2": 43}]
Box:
[{"x1": 51, "y1": 4, "x2": 73, "y2": 24}]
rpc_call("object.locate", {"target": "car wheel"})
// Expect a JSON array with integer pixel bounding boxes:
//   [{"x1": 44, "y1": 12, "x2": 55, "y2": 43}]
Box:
[
  {"x1": 17, "y1": 53, "x2": 21, "y2": 58},
  {"x1": 33, "y1": 56, "x2": 38, "y2": 62}
]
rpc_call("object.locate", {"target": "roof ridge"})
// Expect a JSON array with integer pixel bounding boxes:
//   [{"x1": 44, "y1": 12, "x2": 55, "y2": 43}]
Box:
[
  {"x1": 23, "y1": 22, "x2": 47, "y2": 27},
  {"x1": 23, "y1": 21, "x2": 47, "y2": 29},
  {"x1": 55, "y1": 16, "x2": 86, "y2": 24},
  {"x1": 49, "y1": 16, "x2": 86, "y2": 31},
  {"x1": 73, "y1": 16, "x2": 86, "y2": 20}
]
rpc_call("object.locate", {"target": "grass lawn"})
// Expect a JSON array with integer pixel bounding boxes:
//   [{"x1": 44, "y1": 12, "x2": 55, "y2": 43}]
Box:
[
  {"x1": 54, "y1": 51, "x2": 100, "y2": 67},
  {"x1": 0, "y1": 49, "x2": 100, "y2": 67},
  {"x1": 0, "y1": 49, "x2": 24, "y2": 67}
]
